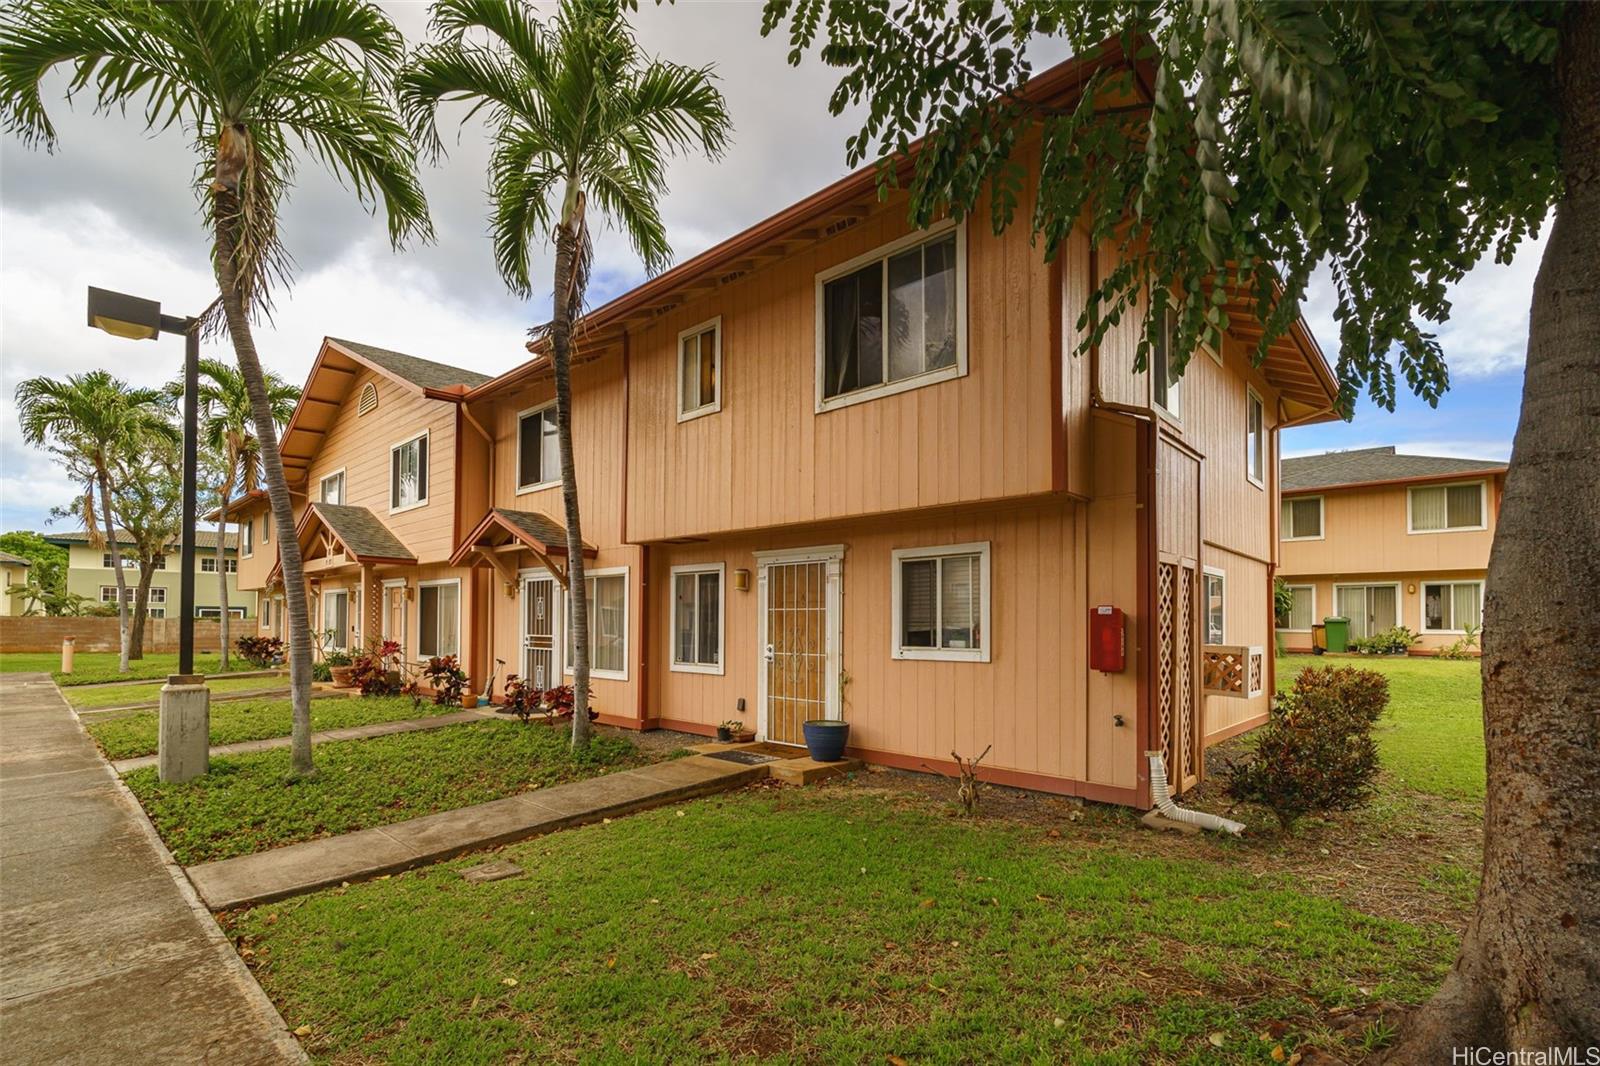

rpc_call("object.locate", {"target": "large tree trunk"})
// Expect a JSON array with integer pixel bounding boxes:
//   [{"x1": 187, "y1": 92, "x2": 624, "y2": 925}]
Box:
[
  {"x1": 128, "y1": 557, "x2": 154, "y2": 660},
  {"x1": 551, "y1": 212, "x2": 592, "y2": 751},
  {"x1": 213, "y1": 193, "x2": 315, "y2": 778},
  {"x1": 1386, "y1": 3, "x2": 1599, "y2": 1056},
  {"x1": 98, "y1": 470, "x2": 130, "y2": 674},
  {"x1": 216, "y1": 488, "x2": 231, "y2": 671}
]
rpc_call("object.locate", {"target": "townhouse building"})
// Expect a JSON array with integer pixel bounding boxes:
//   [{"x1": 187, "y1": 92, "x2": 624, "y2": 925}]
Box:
[
  {"x1": 42, "y1": 529, "x2": 253, "y2": 619},
  {"x1": 230, "y1": 45, "x2": 1340, "y2": 806}
]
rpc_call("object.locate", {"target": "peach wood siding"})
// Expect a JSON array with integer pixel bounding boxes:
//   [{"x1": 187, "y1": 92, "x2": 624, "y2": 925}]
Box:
[{"x1": 1279, "y1": 479, "x2": 1500, "y2": 576}]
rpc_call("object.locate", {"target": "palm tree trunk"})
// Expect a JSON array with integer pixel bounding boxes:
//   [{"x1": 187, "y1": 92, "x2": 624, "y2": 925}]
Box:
[
  {"x1": 1385, "y1": 2, "x2": 1599, "y2": 1055},
  {"x1": 98, "y1": 470, "x2": 130, "y2": 674},
  {"x1": 551, "y1": 217, "x2": 591, "y2": 751},
  {"x1": 213, "y1": 194, "x2": 315, "y2": 777},
  {"x1": 216, "y1": 490, "x2": 231, "y2": 671},
  {"x1": 128, "y1": 557, "x2": 153, "y2": 660}
]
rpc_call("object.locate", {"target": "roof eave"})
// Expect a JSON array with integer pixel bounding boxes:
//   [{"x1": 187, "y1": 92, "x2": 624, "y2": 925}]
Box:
[{"x1": 1283, "y1": 467, "x2": 1508, "y2": 495}]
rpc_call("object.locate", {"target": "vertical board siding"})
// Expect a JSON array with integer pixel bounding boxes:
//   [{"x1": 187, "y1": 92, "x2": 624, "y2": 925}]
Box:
[
  {"x1": 644, "y1": 498, "x2": 1139, "y2": 789},
  {"x1": 1200, "y1": 544, "x2": 1270, "y2": 739},
  {"x1": 1280, "y1": 479, "x2": 1500, "y2": 576},
  {"x1": 1280, "y1": 568, "x2": 1489, "y2": 653}
]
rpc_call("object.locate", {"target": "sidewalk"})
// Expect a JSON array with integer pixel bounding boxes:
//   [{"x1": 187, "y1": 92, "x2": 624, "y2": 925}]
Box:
[
  {"x1": 0, "y1": 673, "x2": 305, "y2": 1065},
  {"x1": 187, "y1": 752, "x2": 776, "y2": 911},
  {"x1": 109, "y1": 706, "x2": 497, "y2": 774}
]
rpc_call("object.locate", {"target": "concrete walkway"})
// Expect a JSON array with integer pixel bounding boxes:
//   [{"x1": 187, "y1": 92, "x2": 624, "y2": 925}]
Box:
[
  {"x1": 0, "y1": 673, "x2": 305, "y2": 1065},
  {"x1": 188, "y1": 753, "x2": 773, "y2": 911},
  {"x1": 110, "y1": 707, "x2": 498, "y2": 774}
]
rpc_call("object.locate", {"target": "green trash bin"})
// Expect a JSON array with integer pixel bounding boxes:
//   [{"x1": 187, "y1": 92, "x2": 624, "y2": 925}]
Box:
[{"x1": 1322, "y1": 616, "x2": 1351, "y2": 653}]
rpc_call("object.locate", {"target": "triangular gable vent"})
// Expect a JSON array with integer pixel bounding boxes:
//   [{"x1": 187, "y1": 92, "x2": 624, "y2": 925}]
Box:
[{"x1": 358, "y1": 381, "x2": 379, "y2": 416}]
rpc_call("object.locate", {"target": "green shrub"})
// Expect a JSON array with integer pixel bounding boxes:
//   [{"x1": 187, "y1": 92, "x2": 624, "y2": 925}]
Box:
[
  {"x1": 1438, "y1": 624, "x2": 1481, "y2": 660},
  {"x1": 311, "y1": 660, "x2": 332, "y2": 683},
  {"x1": 1350, "y1": 625, "x2": 1417, "y2": 655},
  {"x1": 1226, "y1": 666, "x2": 1389, "y2": 828}
]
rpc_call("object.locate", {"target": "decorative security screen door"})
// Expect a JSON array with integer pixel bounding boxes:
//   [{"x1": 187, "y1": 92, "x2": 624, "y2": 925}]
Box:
[
  {"x1": 757, "y1": 549, "x2": 842, "y2": 746},
  {"x1": 521, "y1": 574, "x2": 558, "y2": 690}
]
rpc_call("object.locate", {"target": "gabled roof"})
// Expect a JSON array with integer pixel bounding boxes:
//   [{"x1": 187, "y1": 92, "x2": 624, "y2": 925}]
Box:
[
  {"x1": 276, "y1": 338, "x2": 488, "y2": 489},
  {"x1": 448, "y1": 507, "x2": 595, "y2": 567},
  {"x1": 43, "y1": 528, "x2": 237, "y2": 551},
  {"x1": 1282, "y1": 446, "x2": 1507, "y2": 492},
  {"x1": 0, "y1": 549, "x2": 31, "y2": 567},
  {"x1": 305, "y1": 504, "x2": 416, "y2": 563}
]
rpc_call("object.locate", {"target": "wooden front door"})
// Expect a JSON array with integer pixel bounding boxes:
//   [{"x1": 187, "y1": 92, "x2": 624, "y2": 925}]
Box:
[
  {"x1": 758, "y1": 549, "x2": 842, "y2": 745},
  {"x1": 383, "y1": 584, "x2": 407, "y2": 659}
]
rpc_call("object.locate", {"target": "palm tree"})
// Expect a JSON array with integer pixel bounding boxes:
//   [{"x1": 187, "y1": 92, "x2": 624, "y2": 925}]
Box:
[
  {"x1": 399, "y1": 0, "x2": 730, "y2": 748},
  {"x1": 16, "y1": 371, "x2": 177, "y2": 673},
  {"x1": 2, "y1": 0, "x2": 431, "y2": 777},
  {"x1": 181, "y1": 357, "x2": 298, "y2": 671}
]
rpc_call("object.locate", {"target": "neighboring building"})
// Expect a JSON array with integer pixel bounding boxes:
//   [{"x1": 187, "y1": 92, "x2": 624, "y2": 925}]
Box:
[
  {"x1": 230, "y1": 43, "x2": 1341, "y2": 806},
  {"x1": 42, "y1": 529, "x2": 255, "y2": 619},
  {"x1": 1277, "y1": 446, "x2": 1505, "y2": 653},
  {"x1": 0, "y1": 550, "x2": 30, "y2": 615}
]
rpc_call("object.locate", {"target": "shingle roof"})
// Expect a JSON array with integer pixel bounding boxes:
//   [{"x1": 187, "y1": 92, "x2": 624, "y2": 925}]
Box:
[
  {"x1": 327, "y1": 338, "x2": 492, "y2": 391},
  {"x1": 43, "y1": 529, "x2": 237, "y2": 551},
  {"x1": 0, "y1": 549, "x2": 31, "y2": 567},
  {"x1": 1282, "y1": 446, "x2": 1506, "y2": 491},
  {"x1": 309, "y1": 504, "x2": 416, "y2": 562},
  {"x1": 492, "y1": 508, "x2": 573, "y2": 548}
]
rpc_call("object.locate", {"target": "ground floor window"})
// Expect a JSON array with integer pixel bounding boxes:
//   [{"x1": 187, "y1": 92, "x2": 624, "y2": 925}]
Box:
[
  {"x1": 1423, "y1": 581, "x2": 1483, "y2": 633},
  {"x1": 890, "y1": 542, "x2": 990, "y2": 662},
  {"x1": 195, "y1": 606, "x2": 248, "y2": 619},
  {"x1": 568, "y1": 570, "x2": 628, "y2": 677},
  {"x1": 418, "y1": 580, "x2": 461, "y2": 658},
  {"x1": 323, "y1": 589, "x2": 350, "y2": 651},
  {"x1": 1203, "y1": 569, "x2": 1226, "y2": 644},
  {"x1": 1282, "y1": 585, "x2": 1315, "y2": 631},
  {"x1": 671, "y1": 564, "x2": 723, "y2": 673}
]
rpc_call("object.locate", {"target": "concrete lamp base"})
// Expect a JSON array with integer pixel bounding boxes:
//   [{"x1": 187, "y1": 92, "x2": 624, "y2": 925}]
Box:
[{"x1": 158, "y1": 674, "x2": 210, "y2": 784}]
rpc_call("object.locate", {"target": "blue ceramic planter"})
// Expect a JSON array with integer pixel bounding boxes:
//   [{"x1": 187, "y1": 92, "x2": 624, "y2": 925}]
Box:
[{"x1": 802, "y1": 719, "x2": 850, "y2": 762}]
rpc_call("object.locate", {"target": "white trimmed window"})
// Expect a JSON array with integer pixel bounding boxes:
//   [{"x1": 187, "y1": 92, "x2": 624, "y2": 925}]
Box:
[
  {"x1": 195, "y1": 606, "x2": 247, "y2": 619},
  {"x1": 203, "y1": 556, "x2": 238, "y2": 573},
  {"x1": 320, "y1": 470, "x2": 345, "y2": 504},
  {"x1": 1151, "y1": 302, "x2": 1181, "y2": 418},
  {"x1": 517, "y1": 403, "x2": 561, "y2": 491},
  {"x1": 322, "y1": 588, "x2": 350, "y2": 651},
  {"x1": 1280, "y1": 496, "x2": 1324, "y2": 540},
  {"x1": 817, "y1": 222, "x2": 965, "y2": 410},
  {"x1": 566, "y1": 570, "x2": 628, "y2": 679},
  {"x1": 1246, "y1": 388, "x2": 1265, "y2": 486},
  {"x1": 418, "y1": 580, "x2": 461, "y2": 658},
  {"x1": 1282, "y1": 585, "x2": 1315, "y2": 631},
  {"x1": 1423, "y1": 581, "x2": 1483, "y2": 633},
  {"x1": 390, "y1": 431, "x2": 429, "y2": 512},
  {"x1": 891, "y1": 542, "x2": 991, "y2": 662},
  {"x1": 261, "y1": 512, "x2": 270, "y2": 543},
  {"x1": 102, "y1": 553, "x2": 136, "y2": 568},
  {"x1": 1203, "y1": 568, "x2": 1226, "y2": 644},
  {"x1": 100, "y1": 586, "x2": 128, "y2": 603},
  {"x1": 242, "y1": 519, "x2": 254, "y2": 557},
  {"x1": 670, "y1": 564, "x2": 723, "y2": 673},
  {"x1": 678, "y1": 318, "x2": 722, "y2": 420},
  {"x1": 1409, "y1": 481, "x2": 1486, "y2": 533}
]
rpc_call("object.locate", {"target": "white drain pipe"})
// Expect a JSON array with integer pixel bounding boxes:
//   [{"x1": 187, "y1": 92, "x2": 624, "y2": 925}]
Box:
[{"x1": 1145, "y1": 751, "x2": 1246, "y2": 835}]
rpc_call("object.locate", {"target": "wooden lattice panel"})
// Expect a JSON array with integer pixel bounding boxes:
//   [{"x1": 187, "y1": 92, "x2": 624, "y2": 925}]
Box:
[
  {"x1": 1202, "y1": 645, "x2": 1249, "y2": 697},
  {"x1": 1178, "y1": 566, "x2": 1198, "y2": 788},
  {"x1": 1155, "y1": 563, "x2": 1176, "y2": 764}
]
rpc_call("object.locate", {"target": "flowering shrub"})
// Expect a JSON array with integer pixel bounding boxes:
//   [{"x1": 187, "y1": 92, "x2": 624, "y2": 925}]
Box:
[
  {"x1": 419, "y1": 655, "x2": 468, "y2": 706},
  {"x1": 350, "y1": 640, "x2": 403, "y2": 697},
  {"x1": 235, "y1": 635, "x2": 284, "y2": 668},
  {"x1": 1225, "y1": 666, "x2": 1389, "y2": 829}
]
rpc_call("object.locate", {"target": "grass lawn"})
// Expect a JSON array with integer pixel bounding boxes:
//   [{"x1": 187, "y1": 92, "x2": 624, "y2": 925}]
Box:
[
  {"x1": 126, "y1": 720, "x2": 651, "y2": 865},
  {"x1": 1276, "y1": 654, "x2": 1484, "y2": 801},
  {"x1": 232, "y1": 786, "x2": 1460, "y2": 1064},
  {"x1": 83, "y1": 694, "x2": 465, "y2": 760},
  {"x1": 67, "y1": 674, "x2": 283, "y2": 711},
  {"x1": 0, "y1": 650, "x2": 235, "y2": 685}
]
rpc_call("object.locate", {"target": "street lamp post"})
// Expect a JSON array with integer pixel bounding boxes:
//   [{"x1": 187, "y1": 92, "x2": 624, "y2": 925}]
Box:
[{"x1": 87, "y1": 286, "x2": 209, "y2": 783}]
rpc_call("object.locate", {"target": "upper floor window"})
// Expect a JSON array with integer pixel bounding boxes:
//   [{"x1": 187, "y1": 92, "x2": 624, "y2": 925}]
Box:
[
  {"x1": 149, "y1": 555, "x2": 166, "y2": 570},
  {"x1": 891, "y1": 542, "x2": 990, "y2": 662},
  {"x1": 242, "y1": 518, "x2": 254, "y2": 556},
  {"x1": 1280, "y1": 496, "x2": 1323, "y2": 540},
  {"x1": 517, "y1": 403, "x2": 561, "y2": 491},
  {"x1": 320, "y1": 470, "x2": 345, "y2": 505},
  {"x1": 201, "y1": 556, "x2": 238, "y2": 574},
  {"x1": 102, "y1": 553, "x2": 136, "y2": 569},
  {"x1": 1151, "y1": 302, "x2": 1181, "y2": 418},
  {"x1": 390, "y1": 432, "x2": 429, "y2": 513},
  {"x1": 678, "y1": 318, "x2": 721, "y2": 420},
  {"x1": 817, "y1": 223, "x2": 964, "y2": 411},
  {"x1": 261, "y1": 510, "x2": 270, "y2": 543},
  {"x1": 1409, "y1": 481, "x2": 1485, "y2": 533},
  {"x1": 1246, "y1": 388, "x2": 1265, "y2": 486}
]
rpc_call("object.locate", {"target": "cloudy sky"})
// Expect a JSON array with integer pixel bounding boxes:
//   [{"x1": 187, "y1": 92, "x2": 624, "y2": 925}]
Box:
[{"x1": 0, "y1": 2, "x2": 1543, "y2": 534}]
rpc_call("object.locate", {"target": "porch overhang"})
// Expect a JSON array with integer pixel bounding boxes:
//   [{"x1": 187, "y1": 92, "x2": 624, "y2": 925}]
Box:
[
  {"x1": 450, "y1": 507, "x2": 595, "y2": 589},
  {"x1": 266, "y1": 502, "x2": 416, "y2": 586}
]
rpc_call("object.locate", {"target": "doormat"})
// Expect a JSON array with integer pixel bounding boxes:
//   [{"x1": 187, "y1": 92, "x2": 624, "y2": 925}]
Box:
[{"x1": 703, "y1": 750, "x2": 781, "y2": 765}]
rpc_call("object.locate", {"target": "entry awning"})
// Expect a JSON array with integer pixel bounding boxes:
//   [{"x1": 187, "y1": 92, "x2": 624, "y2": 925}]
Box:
[
  {"x1": 449, "y1": 507, "x2": 595, "y2": 589},
  {"x1": 267, "y1": 502, "x2": 416, "y2": 585}
]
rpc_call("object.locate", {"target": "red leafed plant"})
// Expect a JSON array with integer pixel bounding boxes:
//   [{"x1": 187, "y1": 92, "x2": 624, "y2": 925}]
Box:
[
  {"x1": 502, "y1": 673, "x2": 539, "y2": 724},
  {"x1": 350, "y1": 639, "x2": 403, "y2": 697},
  {"x1": 418, "y1": 655, "x2": 468, "y2": 706},
  {"x1": 534, "y1": 685, "x2": 597, "y2": 726}
]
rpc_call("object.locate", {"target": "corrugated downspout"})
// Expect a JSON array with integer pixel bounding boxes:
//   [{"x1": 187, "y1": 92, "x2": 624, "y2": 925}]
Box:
[{"x1": 1145, "y1": 751, "x2": 1245, "y2": 835}]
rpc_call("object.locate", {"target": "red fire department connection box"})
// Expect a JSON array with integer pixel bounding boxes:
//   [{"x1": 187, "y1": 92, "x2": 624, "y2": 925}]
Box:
[{"x1": 1090, "y1": 605, "x2": 1126, "y2": 672}]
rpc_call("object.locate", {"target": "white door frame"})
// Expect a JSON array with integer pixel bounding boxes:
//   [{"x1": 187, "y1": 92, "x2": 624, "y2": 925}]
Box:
[
  {"x1": 1334, "y1": 581, "x2": 1404, "y2": 639},
  {"x1": 381, "y1": 578, "x2": 408, "y2": 659},
  {"x1": 754, "y1": 545, "x2": 845, "y2": 743},
  {"x1": 321, "y1": 587, "x2": 351, "y2": 651},
  {"x1": 518, "y1": 567, "x2": 564, "y2": 689}
]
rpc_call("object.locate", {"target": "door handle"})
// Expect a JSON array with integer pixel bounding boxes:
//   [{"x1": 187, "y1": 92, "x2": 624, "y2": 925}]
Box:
[{"x1": 764, "y1": 643, "x2": 775, "y2": 663}]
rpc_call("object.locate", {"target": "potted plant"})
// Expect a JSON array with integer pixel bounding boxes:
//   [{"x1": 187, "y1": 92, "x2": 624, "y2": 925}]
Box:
[
  {"x1": 326, "y1": 649, "x2": 355, "y2": 688},
  {"x1": 802, "y1": 719, "x2": 850, "y2": 761},
  {"x1": 717, "y1": 719, "x2": 755, "y2": 743}
]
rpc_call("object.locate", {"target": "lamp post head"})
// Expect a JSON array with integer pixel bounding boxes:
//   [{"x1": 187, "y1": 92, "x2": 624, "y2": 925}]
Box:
[{"x1": 86, "y1": 286, "x2": 162, "y2": 341}]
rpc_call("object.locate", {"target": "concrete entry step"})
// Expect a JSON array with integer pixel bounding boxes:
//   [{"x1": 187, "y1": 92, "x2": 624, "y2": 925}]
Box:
[{"x1": 768, "y1": 757, "x2": 863, "y2": 785}]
